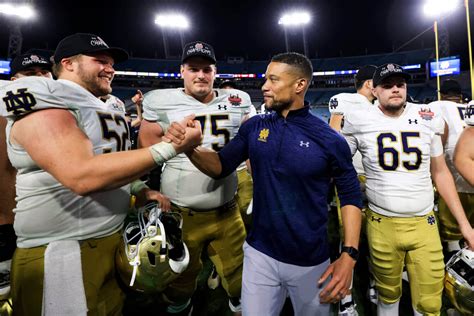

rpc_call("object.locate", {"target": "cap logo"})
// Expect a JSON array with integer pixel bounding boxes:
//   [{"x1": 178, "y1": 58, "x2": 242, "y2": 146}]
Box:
[
  {"x1": 90, "y1": 36, "x2": 108, "y2": 48},
  {"x1": 380, "y1": 63, "x2": 402, "y2": 77},
  {"x1": 186, "y1": 42, "x2": 212, "y2": 57},
  {"x1": 21, "y1": 55, "x2": 48, "y2": 66}
]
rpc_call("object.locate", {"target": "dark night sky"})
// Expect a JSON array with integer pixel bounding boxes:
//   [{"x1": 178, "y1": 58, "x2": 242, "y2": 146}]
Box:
[{"x1": 0, "y1": 0, "x2": 472, "y2": 65}]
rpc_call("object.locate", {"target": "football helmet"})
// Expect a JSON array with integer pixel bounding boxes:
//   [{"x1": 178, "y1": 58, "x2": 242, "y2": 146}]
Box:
[
  {"x1": 116, "y1": 203, "x2": 189, "y2": 293},
  {"x1": 444, "y1": 247, "x2": 474, "y2": 315}
]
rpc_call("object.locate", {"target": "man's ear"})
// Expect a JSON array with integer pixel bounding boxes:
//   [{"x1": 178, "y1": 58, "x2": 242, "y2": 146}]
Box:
[
  {"x1": 61, "y1": 58, "x2": 76, "y2": 72},
  {"x1": 295, "y1": 78, "x2": 308, "y2": 94}
]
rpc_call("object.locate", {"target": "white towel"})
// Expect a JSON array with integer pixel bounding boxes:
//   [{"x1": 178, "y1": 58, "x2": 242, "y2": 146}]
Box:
[{"x1": 42, "y1": 240, "x2": 88, "y2": 316}]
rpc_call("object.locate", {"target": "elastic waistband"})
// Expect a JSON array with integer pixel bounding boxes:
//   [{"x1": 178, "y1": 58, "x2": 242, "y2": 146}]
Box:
[{"x1": 367, "y1": 208, "x2": 435, "y2": 222}]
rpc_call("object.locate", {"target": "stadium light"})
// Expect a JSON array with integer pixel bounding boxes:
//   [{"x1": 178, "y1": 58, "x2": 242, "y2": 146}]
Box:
[
  {"x1": 154, "y1": 13, "x2": 189, "y2": 29},
  {"x1": 423, "y1": 0, "x2": 461, "y2": 100},
  {"x1": 154, "y1": 13, "x2": 190, "y2": 59},
  {"x1": 278, "y1": 11, "x2": 311, "y2": 56},
  {"x1": 423, "y1": 0, "x2": 460, "y2": 18},
  {"x1": 278, "y1": 11, "x2": 311, "y2": 26},
  {"x1": 0, "y1": 3, "x2": 35, "y2": 19}
]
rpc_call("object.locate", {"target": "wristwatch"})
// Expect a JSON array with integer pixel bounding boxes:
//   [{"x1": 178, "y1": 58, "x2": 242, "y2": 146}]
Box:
[{"x1": 341, "y1": 246, "x2": 359, "y2": 261}]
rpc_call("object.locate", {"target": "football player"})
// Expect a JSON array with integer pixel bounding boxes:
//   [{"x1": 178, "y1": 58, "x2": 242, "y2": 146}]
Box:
[
  {"x1": 9, "y1": 52, "x2": 53, "y2": 80},
  {"x1": 1, "y1": 33, "x2": 200, "y2": 315},
  {"x1": 342, "y1": 63, "x2": 474, "y2": 316},
  {"x1": 329, "y1": 65, "x2": 377, "y2": 131},
  {"x1": 138, "y1": 41, "x2": 252, "y2": 314},
  {"x1": 428, "y1": 80, "x2": 474, "y2": 256},
  {"x1": 0, "y1": 53, "x2": 54, "y2": 313},
  {"x1": 454, "y1": 101, "x2": 474, "y2": 186}
]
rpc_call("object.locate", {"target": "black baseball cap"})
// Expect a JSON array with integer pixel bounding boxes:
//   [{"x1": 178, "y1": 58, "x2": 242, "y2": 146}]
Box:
[
  {"x1": 53, "y1": 33, "x2": 128, "y2": 64},
  {"x1": 355, "y1": 65, "x2": 377, "y2": 81},
  {"x1": 10, "y1": 53, "x2": 52, "y2": 76},
  {"x1": 440, "y1": 79, "x2": 462, "y2": 95},
  {"x1": 181, "y1": 41, "x2": 216, "y2": 64},
  {"x1": 372, "y1": 63, "x2": 411, "y2": 87}
]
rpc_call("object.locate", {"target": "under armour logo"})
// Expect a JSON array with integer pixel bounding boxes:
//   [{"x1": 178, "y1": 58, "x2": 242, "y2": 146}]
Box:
[
  {"x1": 3, "y1": 88, "x2": 37, "y2": 115},
  {"x1": 427, "y1": 215, "x2": 436, "y2": 225},
  {"x1": 408, "y1": 119, "x2": 418, "y2": 124},
  {"x1": 299, "y1": 141, "x2": 309, "y2": 147},
  {"x1": 218, "y1": 104, "x2": 227, "y2": 110},
  {"x1": 371, "y1": 216, "x2": 381, "y2": 223}
]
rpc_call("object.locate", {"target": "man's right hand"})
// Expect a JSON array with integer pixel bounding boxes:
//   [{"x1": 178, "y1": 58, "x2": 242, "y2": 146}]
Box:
[{"x1": 163, "y1": 115, "x2": 202, "y2": 153}]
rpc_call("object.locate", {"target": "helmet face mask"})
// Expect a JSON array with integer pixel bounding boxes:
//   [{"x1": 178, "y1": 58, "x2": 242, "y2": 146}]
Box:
[
  {"x1": 116, "y1": 203, "x2": 189, "y2": 293},
  {"x1": 444, "y1": 248, "x2": 474, "y2": 315}
]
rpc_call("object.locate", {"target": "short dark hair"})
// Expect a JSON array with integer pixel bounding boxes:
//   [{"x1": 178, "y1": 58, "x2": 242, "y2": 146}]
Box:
[
  {"x1": 354, "y1": 78, "x2": 366, "y2": 91},
  {"x1": 219, "y1": 80, "x2": 237, "y2": 89},
  {"x1": 271, "y1": 52, "x2": 313, "y2": 81}
]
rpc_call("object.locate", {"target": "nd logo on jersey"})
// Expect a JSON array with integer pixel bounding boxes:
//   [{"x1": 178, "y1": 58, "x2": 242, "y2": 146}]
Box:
[
  {"x1": 3, "y1": 88, "x2": 37, "y2": 115},
  {"x1": 258, "y1": 128, "x2": 269, "y2": 142}
]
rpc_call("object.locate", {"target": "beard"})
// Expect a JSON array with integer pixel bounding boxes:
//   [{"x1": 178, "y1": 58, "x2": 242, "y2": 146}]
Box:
[
  {"x1": 77, "y1": 64, "x2": 112, "y2": 97},
  {"x1": 265, "y1": 97, "x2": 292, "y2": 113},
  {"x1": 381, "y1": 98, "x2": 406, "y2": 114}
]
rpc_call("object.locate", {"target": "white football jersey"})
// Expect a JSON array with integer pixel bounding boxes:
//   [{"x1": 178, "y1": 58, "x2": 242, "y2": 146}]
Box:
[
  {"x1": 328, "y1": 92, "x2": 373, "y2": 116},
  {"x1": 329, "y1": 92, "x2": 374, "y2": 175},
  {"x1": 0, "y1": 80, "x2": 11, "y2": 117},
  {"x1": 102, "y1": 94, "x2": 126, "y2": 114},
  {"x1": 143, "y1": 88, "x2": 252, "y2": 208},
  {"x1": 342, "y1": 102, "x2": 445, "y2": 217},
  {"x1": 430, "y1": 100, "x2": 473, "y2": 193},
  {"x1": 466, "y1": 101, "x2": 474, "y2": 126},
  {"x1": 0, "y1": 77, "x2": 130, "y2": 247}
]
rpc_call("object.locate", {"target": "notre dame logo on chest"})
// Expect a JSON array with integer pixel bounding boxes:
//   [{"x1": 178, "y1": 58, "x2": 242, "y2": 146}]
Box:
[{"x1": 3, "y1": 88, "x2": 37, "y2": 115}]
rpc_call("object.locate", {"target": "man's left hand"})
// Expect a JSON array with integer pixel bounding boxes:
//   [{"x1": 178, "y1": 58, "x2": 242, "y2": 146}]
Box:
[{"x1": 318, "y1": 253, "x2": 356, "y2": 304}]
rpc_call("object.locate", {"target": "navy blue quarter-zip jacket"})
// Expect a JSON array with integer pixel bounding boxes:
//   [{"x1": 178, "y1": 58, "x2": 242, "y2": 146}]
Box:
[{"x1": 218, "y1": 106, "x2": 362, "y2": 266}]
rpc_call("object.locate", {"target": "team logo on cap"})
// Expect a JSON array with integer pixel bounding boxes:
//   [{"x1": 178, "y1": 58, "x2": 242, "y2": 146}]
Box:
[
  {"x1": 187, "y1": 42, "x2": 212, "y2": 57},
  {"x1": 21, "y1": 55, "x2": 48, "y2": 66},
  {"x1": 228, "y1": 94, "x2": 242, "y2": 106},
  {"x1": 418, "y1": 107, "x2": 434, "y2": 121},
  {"x1": 380, "y1": 63, "x2": 402, "y2": 77},
  {"x1": 329, "y1": 98, "x2": 338, "y2": 109},
  {"x1": 90, "y1": 36, "x2": 108, "y2": 48},
  {"x1": 258, "y1": 128, "x2": 269, "y2": 142}
]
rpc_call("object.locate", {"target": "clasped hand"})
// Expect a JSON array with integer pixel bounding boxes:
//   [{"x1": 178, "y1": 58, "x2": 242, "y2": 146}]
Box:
[{"x1": 162, "y1": 114, "x2": 203, "y2": 153}]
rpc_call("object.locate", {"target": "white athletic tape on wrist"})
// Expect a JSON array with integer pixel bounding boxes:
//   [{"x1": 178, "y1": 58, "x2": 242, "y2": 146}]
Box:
[{"x1": 149, "y1": 142, "x2": 177, "y2": 165}]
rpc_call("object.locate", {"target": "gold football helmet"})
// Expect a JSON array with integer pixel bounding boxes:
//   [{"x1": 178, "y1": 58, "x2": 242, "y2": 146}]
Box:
[
  {"x1": 444, "y1": 247, "x2": 474, "y2": 315},
  {"x1": 116, "y1": 203, "x2": 189, "y2": 293}
]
